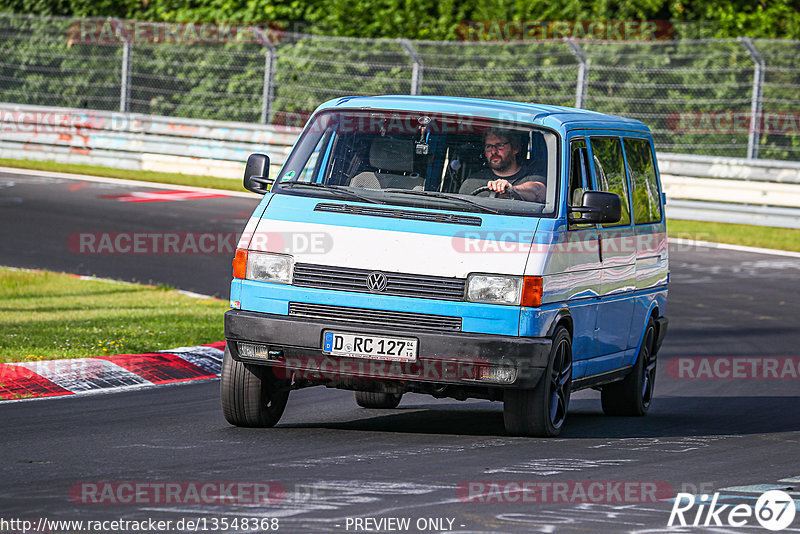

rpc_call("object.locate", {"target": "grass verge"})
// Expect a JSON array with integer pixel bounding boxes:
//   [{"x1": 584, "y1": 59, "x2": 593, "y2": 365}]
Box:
[
  {"x1": 0, "y1": 268, "x2": 228, "y2": 363},
  {"x1": 0, "y1": 158, "x2": 245, "y2": 192},
  {"x1": 669, "y1": 219, "x2": 800, "y2": 253}
]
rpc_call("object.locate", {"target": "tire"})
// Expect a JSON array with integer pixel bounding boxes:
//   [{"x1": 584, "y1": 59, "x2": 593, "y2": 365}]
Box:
[
  {"x1": 220, "y1": 345, "x2": 290, "y2": 427},
  {"x1": 503, "y1": 326, "x2": 572, "y2": 437},
  {"x1": 601, "y1": 317, "x2": 657, "y2": 416},
  {"x1": 354, "y1": 391, "x2": 403, "y2": 409}
]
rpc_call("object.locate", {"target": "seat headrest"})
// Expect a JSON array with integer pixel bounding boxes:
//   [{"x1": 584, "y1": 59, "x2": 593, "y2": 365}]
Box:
[{"x1": 369, "y1": 138, "x2": 413, "y2": 173}]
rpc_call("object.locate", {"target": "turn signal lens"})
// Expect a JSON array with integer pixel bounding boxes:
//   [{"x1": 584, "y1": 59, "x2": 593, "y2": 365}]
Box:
[
  {"x1": 521, "y1": 276, "x2": 543, "y2": 307},
  {"x1": 232, "y1": 248, "x2": 248, "y2": 279}
]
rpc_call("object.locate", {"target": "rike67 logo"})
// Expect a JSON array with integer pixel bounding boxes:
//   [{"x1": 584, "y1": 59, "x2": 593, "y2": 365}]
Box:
[{"x1": 669, "y1": 490, "x2": 797, "y2": 531}]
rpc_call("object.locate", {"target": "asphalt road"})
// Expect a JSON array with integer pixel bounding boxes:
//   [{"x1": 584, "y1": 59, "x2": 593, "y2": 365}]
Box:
[{"x1": 1, "y1": 170, "x2": 799, "y2": 533}]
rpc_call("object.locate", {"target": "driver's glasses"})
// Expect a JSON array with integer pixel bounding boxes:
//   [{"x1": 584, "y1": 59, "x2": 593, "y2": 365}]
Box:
[{"x1": 484, "y1": 141, "x2": 510, "y2": 153}]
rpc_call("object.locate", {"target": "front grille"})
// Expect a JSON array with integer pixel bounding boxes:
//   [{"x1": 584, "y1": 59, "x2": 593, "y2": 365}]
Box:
[
  {"x1": 315, "y1": 203, "x2": 483, "y2": 226},
  {"x1": 288, "y1": 302, "x2": 462, "y2": 332},
  {"x1": 293, "y1": 263, "x2": 466, "y2": 301}
]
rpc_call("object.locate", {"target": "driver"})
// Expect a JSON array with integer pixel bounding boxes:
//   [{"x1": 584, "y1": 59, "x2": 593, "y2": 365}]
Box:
[{"x1": 458, "y1": 129, "x2": 546, "y2": 202}]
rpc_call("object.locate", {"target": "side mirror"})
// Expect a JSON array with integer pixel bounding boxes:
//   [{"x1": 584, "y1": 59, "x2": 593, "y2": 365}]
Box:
[
  {"x1": 569, "y1": 190, "x2": 621, "y2": 224},
  {"x1": 243, "y1": 153, "x2": 273, "y2": 194}
]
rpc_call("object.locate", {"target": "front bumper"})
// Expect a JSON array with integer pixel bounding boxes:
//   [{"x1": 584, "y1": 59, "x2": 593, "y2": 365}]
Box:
[{"x1": 225, "y1": 309, "x2": 551, "y2": 388}]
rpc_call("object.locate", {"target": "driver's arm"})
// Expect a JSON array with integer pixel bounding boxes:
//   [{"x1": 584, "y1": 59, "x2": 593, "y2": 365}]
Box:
[{"x1": 487, "y1": 178, "x2": 546, "y2": 202}]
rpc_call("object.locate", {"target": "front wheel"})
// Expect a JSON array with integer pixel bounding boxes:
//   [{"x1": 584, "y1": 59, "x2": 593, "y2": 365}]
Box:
[
  {"x1": 220, "y1": 345, "x2": 290, "y2": 427},
  {"x1": 503, "y1": 326, "x2": 572, "y2": 437},
  {"x1": 354, "y1": 391, "x2": 402, "y2": 409},
  {"x1": 601, "y1": 318, "x2": 657, "y2": 416}
]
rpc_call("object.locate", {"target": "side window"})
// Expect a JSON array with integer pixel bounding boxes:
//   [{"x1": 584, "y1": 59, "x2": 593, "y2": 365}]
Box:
[
  {"x1": 568, "y1": 138, "x2": 590, "y2": 207},
  {"x1": 624, "y1": 138, "x2": 662, "y2": 224},
  {"x1": 589, "y1": 137, "x2": 631, "y2": 226}
]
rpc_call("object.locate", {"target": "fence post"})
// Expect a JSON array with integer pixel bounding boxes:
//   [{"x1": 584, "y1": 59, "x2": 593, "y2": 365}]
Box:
[
  {"x1": 257, "y1": 29, "x2": 277, "y2": 125},
  {"x1": 120, "y1": 41, "x2": 132, "y2": 113},
  {"x1": 261, "y1": 43, "x2": 277, "y2": 124},
  {"x1": 566, "y1": 40, "x2": 588, "y2": 109},
  {"x1": 399, "y1": 39, "x2": 423, "y2": 96},
  {"x1": 739, "y1": 37, "x2": 765, "y2": 160}
]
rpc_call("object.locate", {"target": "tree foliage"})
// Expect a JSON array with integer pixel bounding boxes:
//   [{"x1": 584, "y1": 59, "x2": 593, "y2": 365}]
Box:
[{"x1": 2, "y1": 0, "x2": 800, "y2": 40}]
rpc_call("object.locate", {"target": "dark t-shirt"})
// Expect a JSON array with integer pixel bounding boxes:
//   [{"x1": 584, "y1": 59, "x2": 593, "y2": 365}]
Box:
[{"x1": 458, "y1": 163, "x2": 546, "y2": 195}]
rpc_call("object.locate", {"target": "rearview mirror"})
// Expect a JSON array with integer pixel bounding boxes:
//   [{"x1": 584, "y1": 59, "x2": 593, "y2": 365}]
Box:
[
  {"x1": 243, "y1": 153, "x2": 273, "y2": 194},
  {"x1": 569, "y1": 190, "x2": 621, "y2": 224}
]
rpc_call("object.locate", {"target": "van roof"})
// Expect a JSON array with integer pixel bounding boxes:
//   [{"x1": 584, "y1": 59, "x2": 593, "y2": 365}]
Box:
[{"x1": 316, "y1": 95, "x2": 650, "y2": 133}]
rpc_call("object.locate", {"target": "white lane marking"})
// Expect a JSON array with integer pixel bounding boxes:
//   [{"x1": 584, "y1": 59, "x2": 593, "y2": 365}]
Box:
[
  {"x1": 175, "y1": 289, "x2": 216, "y2": 299},
  {"x1": 6, "y1": 269, "x2": 223, "y2": 299},
  {"x1": 0, "y1": 165, "x2": 257, "y2": 198},
  {"x1": 141, "y1": 480, "x2": 455, "y2": 519},
  {"x1": 670, "y1": 237, "x2": 800, "y2": 259},
  {"x1": 671, "y1": 260, "x2": 800, "y2": 279},
  {"x1": 499, "y1": 510, "x2": 645, "y2": 526},
  {"x1": 274, "y1": 439, "x2": 515, "y2": 468},
  {"x1": 9, "y1": 358, "x2": 149, "y2": 392},
  {"x1": 588, "y1": 436, "x2": 737, "y2": 454},
  {"x1": 485, "y1": 458, "x2": 635, "y2": 476}
]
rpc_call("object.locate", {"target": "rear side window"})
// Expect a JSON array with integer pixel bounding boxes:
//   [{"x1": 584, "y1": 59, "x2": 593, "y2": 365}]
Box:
[
  {"x1": 624, "y1": 138, "x2": 662, "y2": 224},
  {"x1": 590, "y1": 137, "x2": 630, "y2": 226}
]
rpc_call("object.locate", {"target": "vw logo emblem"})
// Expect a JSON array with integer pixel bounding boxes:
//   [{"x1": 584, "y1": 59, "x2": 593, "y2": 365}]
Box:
[{"x1": 366, "y1": 271, "x2": 388, "y2": 292}]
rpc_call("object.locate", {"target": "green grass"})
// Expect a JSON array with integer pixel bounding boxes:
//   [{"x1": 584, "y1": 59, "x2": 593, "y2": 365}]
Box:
[
  {"x1": 0, "y1": 157, "x2": 247, "y2": 192},
  {"x1": 0, "y1": 268, "x2": 229, "y2": 363},
  {"x1": 669, "y1": 219, "x2": 800, "y2": 253}
]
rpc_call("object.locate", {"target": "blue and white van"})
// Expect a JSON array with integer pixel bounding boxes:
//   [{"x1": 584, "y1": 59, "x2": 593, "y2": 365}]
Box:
[{"x1": 221, "y1": 96, "x2": 668, "y2": 437}]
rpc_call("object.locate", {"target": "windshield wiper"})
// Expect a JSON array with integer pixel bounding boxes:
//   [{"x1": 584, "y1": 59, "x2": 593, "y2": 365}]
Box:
[
  {"x1": 383, "y1": 189, "x2": 500, "y2": 215},
  {"x1": 277, "y1": 182, "x2": 385, "y2": 204}
]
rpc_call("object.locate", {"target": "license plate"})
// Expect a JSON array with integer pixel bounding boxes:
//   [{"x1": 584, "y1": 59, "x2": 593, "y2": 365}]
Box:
[{"x1": 322, "y1": 331, "x2": 418, "y2": 362}]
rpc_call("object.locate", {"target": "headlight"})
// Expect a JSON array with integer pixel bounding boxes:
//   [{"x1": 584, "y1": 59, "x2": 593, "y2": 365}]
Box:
[
  {"x1": 247, "y1": 252, "x2": 294, "y2": 284},
  {"x1": 466, "y1": 274, "x2": 522, "y2": 305}
]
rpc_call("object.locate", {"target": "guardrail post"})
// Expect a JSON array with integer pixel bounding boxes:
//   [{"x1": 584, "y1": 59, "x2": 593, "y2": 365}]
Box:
[
  {"x1": 399, "y1": 39, "x2": 423, "y2": 96},
  {"x1": 739, "y1": 37, "x2": 765, "y2": 160},
  {"x1": 566, "y1": 40, "x2": 588, "y2": 109},
  {"x1": 120, "y1": 41, "x2": 132, "y2": 113}
]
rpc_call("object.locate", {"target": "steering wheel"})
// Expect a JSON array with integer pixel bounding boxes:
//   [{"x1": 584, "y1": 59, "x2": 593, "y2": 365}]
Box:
[{"x1": 470, "y1": 185, "x2": 524, "y2": 200}]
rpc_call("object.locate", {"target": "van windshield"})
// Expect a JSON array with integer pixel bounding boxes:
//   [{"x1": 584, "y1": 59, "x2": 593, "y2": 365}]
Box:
[{"x1": 273, "y1": 110, "x2": 559, "y2": 217}]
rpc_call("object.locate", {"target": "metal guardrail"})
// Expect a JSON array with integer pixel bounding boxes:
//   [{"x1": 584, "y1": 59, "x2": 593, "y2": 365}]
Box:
[
  {"x1": 0, "y1": 103, "x2": 299, "y2": 178},
  {"x1": 659, "y1": 153, "x2": 800, "y2": 228},
  {"x1": 1, "y1": 102, "x2": 798, "y2": 228}
]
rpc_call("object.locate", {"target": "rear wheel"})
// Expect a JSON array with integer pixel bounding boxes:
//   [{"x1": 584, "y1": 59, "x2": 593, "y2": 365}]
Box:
[
  {"x1": 220, "y1": 345, "x2": 290, "y2": 427},
  {"x1": 354, "y1": 391, "x2": 403, "y2": 409},
  {"x1": 601, "y1": 318, "x2": 657, "y2": 416},
  {"x1": 503, "y1": 326, "x2": 572, "y2": 437}
]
